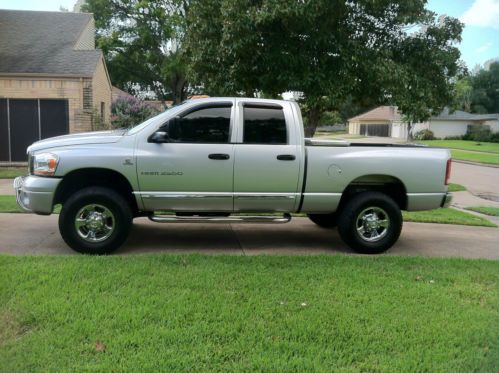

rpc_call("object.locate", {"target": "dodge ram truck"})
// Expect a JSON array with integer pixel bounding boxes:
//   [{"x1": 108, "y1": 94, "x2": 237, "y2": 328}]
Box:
[{"x1": 14, "y1": 97, "x2": 452, "y2": 254}]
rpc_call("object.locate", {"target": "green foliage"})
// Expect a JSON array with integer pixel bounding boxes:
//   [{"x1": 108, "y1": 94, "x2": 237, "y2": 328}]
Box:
[
  {"x1": 82, "y1": 0, "x2": 190, "y2": 103},
  {"x1": 186, "y1": 0, "x2": 463, "y2": 136},
  {"x1": 413, "y1": 129, "x2": 435, "y2": 140},
  {"x1": 463, "y1": 125, "x2": 494, "y2": 142},
  {"x1": 1, "y1": 255, "x2": 498, "y2": 371},
  {"x1": 470, "y1": 62, "x2": 499, "y2": 114},
  {"x1": 111, "y1": 96, "x2": 161, "y2": 129}
]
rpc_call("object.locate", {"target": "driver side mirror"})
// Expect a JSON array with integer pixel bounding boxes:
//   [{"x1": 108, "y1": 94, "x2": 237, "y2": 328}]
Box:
[
  {"x1": 147, "y1": 116, "x2": 181, "y2": 143},
  {"x1": 148, "y1": 130, "x2": 169, "y2": 143}
]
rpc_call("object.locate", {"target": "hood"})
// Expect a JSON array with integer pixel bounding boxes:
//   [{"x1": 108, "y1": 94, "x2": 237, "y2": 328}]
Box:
[{"x1": 27, "y1": 130, "x2": 127, "y2": 153}]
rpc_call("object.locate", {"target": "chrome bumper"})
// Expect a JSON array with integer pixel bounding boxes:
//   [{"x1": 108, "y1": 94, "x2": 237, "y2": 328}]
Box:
[
  {"x1": 14, "y1": 176, "x2": 32, "y2": 212},
  {"x1": 13, "y1": 175, "x2": 62, "y2": 215},
  {"x1": 441, "y1": 192, "x2": 453, "y2": 208}
]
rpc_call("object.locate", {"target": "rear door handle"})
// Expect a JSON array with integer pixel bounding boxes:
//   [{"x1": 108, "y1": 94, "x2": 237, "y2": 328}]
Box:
[
  {"x1": 277, "y1": 154, "x2": 296, "y2": 161},
  {"x1": 208, "y1": 153, "x2": 230, "y2": 160}
]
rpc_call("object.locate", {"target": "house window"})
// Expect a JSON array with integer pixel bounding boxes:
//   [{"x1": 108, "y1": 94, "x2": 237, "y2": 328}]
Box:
[{"x1": 100, "y1": 102, "x2": 105, "y2": 120}]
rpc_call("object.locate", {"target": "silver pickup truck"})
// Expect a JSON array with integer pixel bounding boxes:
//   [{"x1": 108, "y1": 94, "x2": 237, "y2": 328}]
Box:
[{"x1": 14, "y1": 97, "x2": 452, "y2": 254}]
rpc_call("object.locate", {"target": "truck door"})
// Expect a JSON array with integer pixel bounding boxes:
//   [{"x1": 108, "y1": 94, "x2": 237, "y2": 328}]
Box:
[
  {"x1": 233, "y1": 102, "x2": 302, "y2": 212},
  {"x1": 136, "y1": 102, "x2": 235, "y2": 212}
]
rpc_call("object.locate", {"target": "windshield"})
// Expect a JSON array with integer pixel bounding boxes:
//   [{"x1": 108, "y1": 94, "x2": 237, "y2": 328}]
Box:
[{"x1": 126, "y1": 102, "x2": 187, "y2": 135}]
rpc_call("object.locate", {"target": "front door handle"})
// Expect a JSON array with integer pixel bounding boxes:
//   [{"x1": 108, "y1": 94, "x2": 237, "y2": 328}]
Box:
[
  {"x1": 277, "y1": 154, "x2": 296, "y2": 161},
  {"x1": 208, "y1": 153, "x2": 230, "y2": 160}
]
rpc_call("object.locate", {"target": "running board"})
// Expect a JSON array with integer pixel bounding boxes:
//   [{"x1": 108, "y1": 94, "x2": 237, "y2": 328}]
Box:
[{"x1": 148, "y1": 213, "x2": 292, "y2": 224}]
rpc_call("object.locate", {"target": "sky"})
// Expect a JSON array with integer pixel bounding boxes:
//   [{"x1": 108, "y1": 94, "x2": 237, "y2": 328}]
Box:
[{"x1": 0, "y1": 0, "x2": 498, "y2": 70}]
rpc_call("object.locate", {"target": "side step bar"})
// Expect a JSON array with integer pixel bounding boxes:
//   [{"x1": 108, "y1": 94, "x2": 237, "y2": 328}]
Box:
[{"x1": 148, "y1": 213, "x2": 292, "y2": 224}]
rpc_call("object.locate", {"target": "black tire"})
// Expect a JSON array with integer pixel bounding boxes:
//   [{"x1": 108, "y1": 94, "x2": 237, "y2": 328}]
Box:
[
  {"x1": 307, "y1": 213, "x2": 337, "y2": 228},
  {"x1": 337, "y1": 192, "x2": 402, "y2": 254},
  {"x1": 59, "y1": 186, "x2": 132, "y2": 254}
]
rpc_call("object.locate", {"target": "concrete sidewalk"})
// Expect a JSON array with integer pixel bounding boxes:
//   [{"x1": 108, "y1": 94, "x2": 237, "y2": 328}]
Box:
[{"x1": 0, "y1": 214, "x2": 497, "y2": 259}]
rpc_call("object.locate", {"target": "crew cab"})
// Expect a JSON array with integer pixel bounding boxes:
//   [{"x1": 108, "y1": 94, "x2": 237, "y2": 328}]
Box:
[{"x1": 14, "y1": 97, "x2": 452, "y2": 254}]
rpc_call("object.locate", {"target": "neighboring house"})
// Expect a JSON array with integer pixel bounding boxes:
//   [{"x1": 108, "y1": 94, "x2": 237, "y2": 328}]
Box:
[
  {"x1": 0, "y1": 10, "x2": 112, "y2": 162},
  {"x1": 348, "y1": 106, "x2": 499, "y2": 139},
  {"x1": 112, "y1": 86, "x2": 135, "y2": 102}
]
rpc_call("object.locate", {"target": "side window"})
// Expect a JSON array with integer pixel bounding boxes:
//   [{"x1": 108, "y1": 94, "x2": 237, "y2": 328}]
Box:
[
  {"x1": 243, "y1": 106, "x2": 287, "y2": 144},
  {"x1": 169, "y1": 105, "x2": 232, "y2": 143}
]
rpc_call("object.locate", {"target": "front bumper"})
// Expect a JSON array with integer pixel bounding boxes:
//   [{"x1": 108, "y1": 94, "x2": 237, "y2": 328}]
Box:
[{"x1": 13, "y1": 175, "x2": 62, "y2": 215}]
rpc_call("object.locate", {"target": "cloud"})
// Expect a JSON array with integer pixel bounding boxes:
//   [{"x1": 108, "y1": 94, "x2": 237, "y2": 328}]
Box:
[
  {"x1": 460, "y1": 0, "x2": 499, "y2": 29},
  {"x1": 475, "y1": 41, "x2": 493, "y2": 53}
]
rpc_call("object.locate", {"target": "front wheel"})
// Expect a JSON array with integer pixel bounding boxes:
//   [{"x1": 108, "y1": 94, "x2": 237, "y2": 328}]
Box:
[
  {"x1": 59, "y1": 187, "x2": 132, "y2": 254},
  {"x1": 337, "y1": 192, "x2": 402, "y2": 254}
]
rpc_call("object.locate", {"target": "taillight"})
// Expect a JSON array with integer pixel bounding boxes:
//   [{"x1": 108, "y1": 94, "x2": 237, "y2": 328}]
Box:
[{"x1": 445, "y1": 159, "x2": 452, "y2": 185}]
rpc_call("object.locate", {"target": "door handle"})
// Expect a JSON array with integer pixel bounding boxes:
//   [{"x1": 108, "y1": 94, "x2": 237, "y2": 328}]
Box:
[
  {"x1": 277, "y1": 154, "x2": 296, "y2": 161},
  {"x1": 208, "y1": 153, "x2": 230, "y2": 160}
]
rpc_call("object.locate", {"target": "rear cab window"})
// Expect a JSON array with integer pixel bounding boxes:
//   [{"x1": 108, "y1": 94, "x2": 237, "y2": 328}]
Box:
[{"x1": 243, "y1": 105, "x2": 287, "y2": 144}]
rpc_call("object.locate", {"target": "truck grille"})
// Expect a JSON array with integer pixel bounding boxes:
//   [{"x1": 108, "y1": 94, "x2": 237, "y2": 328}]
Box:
[{"x1": 28, "y1": 153, "x2": 34, "y2": 174}]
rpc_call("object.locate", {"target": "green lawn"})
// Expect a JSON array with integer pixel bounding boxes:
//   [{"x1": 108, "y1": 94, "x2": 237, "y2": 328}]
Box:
[
  {"x1": 0, "y1": 195, "x2": 22, "y2": 213},
  {"x1": 450, "y1": 150, "x2": 499, "y2": 165},
  {"x1": 421, "y1": 140, "x2": 499, "y2": 153},
  {"x1": 0, "y1": 167, "x2": 26, "y2": 179},
  {"x1": 1, "y1": 255, "x2": 497, "y2": 371},
  {"x1": 448, "y1": 183, "x2": 466, "y2": 192},
  {"x1": 466, "y1": 207, "x2": 499, "y2": 217},
  {"x1": 403, "y1": 208, "x2": 497, "y2": 227}
]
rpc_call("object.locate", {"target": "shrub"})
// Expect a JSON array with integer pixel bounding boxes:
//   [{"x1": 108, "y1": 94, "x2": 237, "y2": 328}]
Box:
[
  {"x1": 490, "y1": 132, "x2": 499, "y2": 143},
  {"x1": 413, "y1": 129, "x2": 435, "y2": 140},
  {"x1": 444, "y1": 136, "x2": 463, "y2": 140},
  {"x1": 111, "y1": 96, "x2": 161, "y2": 129},
  {"x1": 463, "y1": 125, "x2": 492, "y2": 142}
]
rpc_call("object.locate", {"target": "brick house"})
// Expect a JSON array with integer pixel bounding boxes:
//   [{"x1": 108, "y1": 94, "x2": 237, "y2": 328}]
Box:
[{"x1": 0, "y1": 10, "x2": 112, "y2": 162}]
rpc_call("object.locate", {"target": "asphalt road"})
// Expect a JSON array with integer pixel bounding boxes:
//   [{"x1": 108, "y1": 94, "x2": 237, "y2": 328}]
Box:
[{"x1": 1, "y1": 214, "x2": 497, "y2": 259}]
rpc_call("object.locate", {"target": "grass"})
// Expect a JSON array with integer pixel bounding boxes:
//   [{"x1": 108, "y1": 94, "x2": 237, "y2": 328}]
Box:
[
  {"x1": 403, "y1": 208, "x2": 497, "y2": 227},
  {"x1": 0, "y1": 167, "x2": 26, "y2": 179},
  {"x1": 421, "y1": 140, "x2": 499, "y2": 154},
  {"x1": 448, "y1": 183, "x2": 466, "y2": 192},
  {"x1": 0, "y1": 195, "x2": 60, "y2": 214},
  {"x1": 450, "y1": 150, "x2": 499, "y2": 165},
  {"x1": 0, "y1": 195, "x2": 494, "y2": 227},
  {"x1": 0, "y1": 255, "x2": 498, "y2": 371},
  {"x1": 466, "y1": 207, "x2": 499, "y2": 217},
  {"x1": 0, "y1": 195, "x2": 22, "y2": 213}
]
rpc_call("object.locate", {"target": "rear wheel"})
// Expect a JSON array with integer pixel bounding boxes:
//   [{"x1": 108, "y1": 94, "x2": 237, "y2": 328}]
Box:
[
  {"x1": 307, "y1": 213, "x2": 337, "y2": 228},
  {"x1": 59, "y1": 187, "x2": 132, "y2": 254},
  {"x1": 337, "y1": 192, "x2": 402, "y2": 254}
]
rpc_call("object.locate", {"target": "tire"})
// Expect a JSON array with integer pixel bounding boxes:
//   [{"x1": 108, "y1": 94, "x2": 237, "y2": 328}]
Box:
[
  {"x1": 337, "y1": 192, "x2": 402, "y2": 254},
  {"x1": 59, "y1": 186, "x2": 132, "y2": 254},
  {"x1": 307, "y1": 213, "x2": 337, "y2": 228}
]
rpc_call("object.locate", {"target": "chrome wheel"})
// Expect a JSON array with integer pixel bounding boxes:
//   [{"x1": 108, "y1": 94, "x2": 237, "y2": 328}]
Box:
[
  {"x1": 74, "y1": 204, "x2": 115, "y2": 243},
  {"x1": 355, "y1": 207, "x2": 390, "y2": 242}
]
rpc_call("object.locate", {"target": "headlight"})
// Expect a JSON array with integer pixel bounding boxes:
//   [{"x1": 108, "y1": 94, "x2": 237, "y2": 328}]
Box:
[{"x1": 33, "y1": 153, "x2": 59, "y2": 176}]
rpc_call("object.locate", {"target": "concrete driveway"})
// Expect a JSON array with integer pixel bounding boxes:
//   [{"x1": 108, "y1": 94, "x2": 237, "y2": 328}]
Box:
[{"x1": 1, "y1": 214, "x2": 497, "y2": 259}]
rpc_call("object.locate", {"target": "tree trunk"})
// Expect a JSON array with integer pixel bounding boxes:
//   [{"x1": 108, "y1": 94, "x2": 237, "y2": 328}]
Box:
[
  {"x1": 305, "y1": 107, "x2": 321, "y2": 138},
  {"x1": 407, "y1": 122, "x2": 413, "y2": 141}
]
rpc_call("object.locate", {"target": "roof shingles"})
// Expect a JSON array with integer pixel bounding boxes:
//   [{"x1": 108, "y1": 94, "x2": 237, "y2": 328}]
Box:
[{"x1": 0, "y1": 10, "x2": 102, "y2": 76}]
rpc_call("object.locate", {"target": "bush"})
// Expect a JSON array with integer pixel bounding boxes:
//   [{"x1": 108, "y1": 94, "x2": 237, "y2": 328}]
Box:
[
  {"x1": 463, "y1": 125, "x2": 492, "y2": 142},
  {"x1": 111, "y1": 96, "x2": 161, "y2": 129},
  {"x1": 413, "y1": 129, "x2": 435, "y2": 140},
  {"x1": 490, "y1": 132, "x2": 499, "y2": 143},
  {"x1": 444, "y1": 136, "x2": 464, "y2": 140}
]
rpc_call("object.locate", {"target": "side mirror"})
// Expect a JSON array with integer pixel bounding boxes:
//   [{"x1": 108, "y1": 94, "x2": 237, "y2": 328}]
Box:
[{"x1": 148, "y1": 130, "x2": 170, "y2": 143}]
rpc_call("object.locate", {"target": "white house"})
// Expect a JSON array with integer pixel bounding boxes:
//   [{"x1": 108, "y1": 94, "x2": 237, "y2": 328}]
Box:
[{"x1": 348, "y1": 106, "x2": 499, "y2": 139}]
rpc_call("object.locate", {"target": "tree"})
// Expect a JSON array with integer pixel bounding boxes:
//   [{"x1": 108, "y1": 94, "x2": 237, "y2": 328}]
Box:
[
  {"x1": 82, "y1": 0, "x2": 190, "y2": 103},
  {"x1": 186, "y1": 0, "x2": 463, "y2": 137},
  {"x1": 470, "y1": 62, "x2": 499, "y2": 114}
]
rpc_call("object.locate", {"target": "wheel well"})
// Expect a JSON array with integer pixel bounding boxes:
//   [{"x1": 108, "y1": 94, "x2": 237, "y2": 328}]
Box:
[
  {"x1": 54, "y1": 168, "x2": 139, "y2": 215},
  {"x1": 338, "y1": 175, "x2": 407, "y2": 211}
]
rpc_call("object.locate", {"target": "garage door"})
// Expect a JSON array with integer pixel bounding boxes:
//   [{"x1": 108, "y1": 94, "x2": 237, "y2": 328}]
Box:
[
  {"x1": 360, "y1": 123, "x2": 390, "y2": 137},
  {"x1": 0, "y1": 99, "x2": 69, "y2": 162}
]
